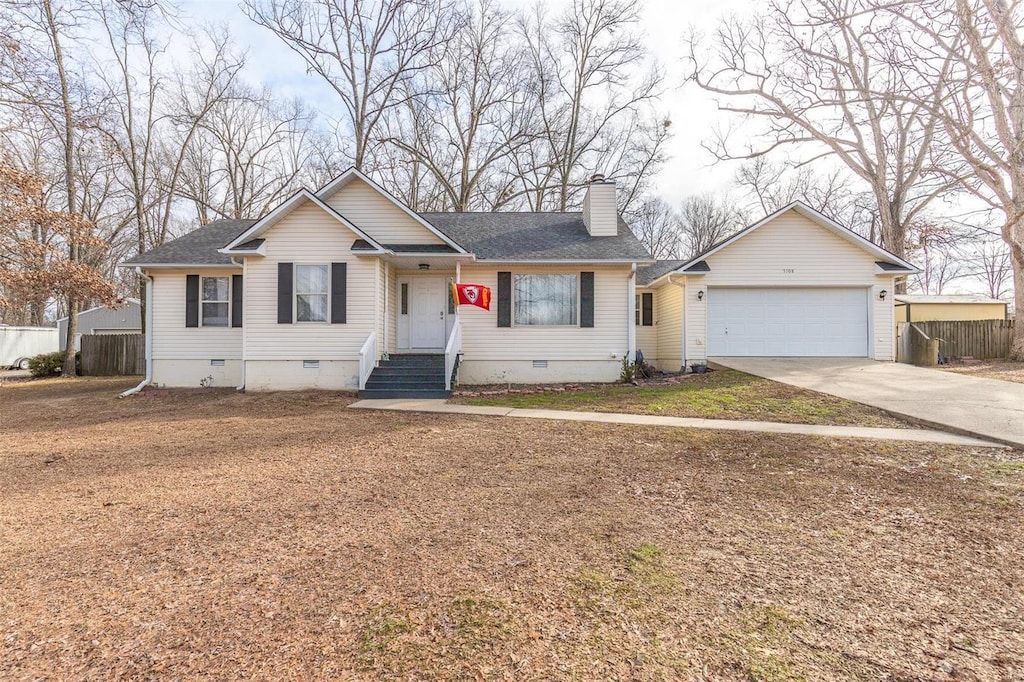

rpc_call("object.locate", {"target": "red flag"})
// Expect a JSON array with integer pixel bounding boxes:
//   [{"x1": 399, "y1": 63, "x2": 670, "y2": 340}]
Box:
[{"x1": 451, "y1": 282, "x2": 491, "y2": 311}]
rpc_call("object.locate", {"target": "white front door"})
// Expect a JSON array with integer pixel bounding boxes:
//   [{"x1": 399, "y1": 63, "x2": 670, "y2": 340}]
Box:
[{"x1": 410, "y1": 277, "x2": 447, "y2": 349}]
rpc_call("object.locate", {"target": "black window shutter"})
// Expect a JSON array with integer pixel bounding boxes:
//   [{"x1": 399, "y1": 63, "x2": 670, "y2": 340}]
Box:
[
  {"x1": 185, "y1": 274, "x2": 199, "y2": 328},
  {"x1": 277, "y1": 263, "x2": 293, "y2": 324},
  {"x1": 331, "y1": 262, "x2": 347, "y2": 324},
  {"x1": 642, "y1": 292, "x2": 653, "y2": 326},
  {"x1": 497, "y1": 271, "x2": 511, "y2": 327},
  {"x1": 580, "y1": 271, "x2": 595, "y2": 328},
  {"x1": 231, "y1": 274, "x2": 243, "y2": 327}
]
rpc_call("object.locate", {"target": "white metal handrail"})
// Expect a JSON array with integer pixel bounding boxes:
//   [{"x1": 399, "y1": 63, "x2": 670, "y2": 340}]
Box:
[
  {"x1": 444, "y1": 318, "x2": 461, "y2": 391},
  {"x1": 358, "y1": 331, "x2": 377, "y2": 390}
]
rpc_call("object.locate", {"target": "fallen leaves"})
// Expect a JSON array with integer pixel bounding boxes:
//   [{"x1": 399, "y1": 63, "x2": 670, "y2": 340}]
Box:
[{"x1": 0, "y1": 378, "x2": 1022, "y2": 679}]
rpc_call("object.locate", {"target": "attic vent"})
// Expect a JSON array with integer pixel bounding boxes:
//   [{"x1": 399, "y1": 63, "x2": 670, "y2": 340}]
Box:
[
  {"x1": 532, "y1": 360, "x2": 548, "y2": 368},
  {"x1": 210, "y1": 359, "x2": 225, "y2": 367},
  {"x1": 303, "y1": 360, "x2": 320, "y2": 369}
]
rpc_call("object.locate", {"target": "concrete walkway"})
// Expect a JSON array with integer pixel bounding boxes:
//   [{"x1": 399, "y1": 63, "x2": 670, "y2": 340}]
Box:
[
  {"x1": 712, "y1": 357, "x2": 1024, "y2": 449},
  {"x1": 348, "y1": 398, "x2": 1003, "y2": 447}
]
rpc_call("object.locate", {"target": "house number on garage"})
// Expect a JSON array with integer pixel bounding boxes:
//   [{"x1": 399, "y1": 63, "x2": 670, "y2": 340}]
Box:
[{"x1": 782, "y1": 268, "x2": 795, "y2": 273}]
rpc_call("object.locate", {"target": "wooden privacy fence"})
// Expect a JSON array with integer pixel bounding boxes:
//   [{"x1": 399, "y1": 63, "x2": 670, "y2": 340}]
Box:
[
  {"x1": 910, "y1": 319, "x2": 1015, "y2": 360},
  {"x1": 80, "y1": 333, "x2": 144, "y2": 376}
]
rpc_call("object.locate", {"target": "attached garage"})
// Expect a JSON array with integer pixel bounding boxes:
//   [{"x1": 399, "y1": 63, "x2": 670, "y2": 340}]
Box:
[
  {"x1": 636, "y1": 202, "x2": 920, "y2": 368},
  {"x1": 707, "y1": 287, "x2": 869, "y2": 357}
]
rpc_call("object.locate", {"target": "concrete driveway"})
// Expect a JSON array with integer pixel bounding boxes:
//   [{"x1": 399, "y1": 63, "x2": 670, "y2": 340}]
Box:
[{"x1": 711, "y1": 357, "x2": 1024, "y2": 449}]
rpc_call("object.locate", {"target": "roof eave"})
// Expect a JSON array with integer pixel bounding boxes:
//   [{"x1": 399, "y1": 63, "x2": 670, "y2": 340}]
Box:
[{"x1": 119, "y1": 262, "x2": 242, "y2": 269}]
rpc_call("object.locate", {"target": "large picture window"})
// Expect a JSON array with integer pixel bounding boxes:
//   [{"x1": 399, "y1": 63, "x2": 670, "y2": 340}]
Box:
[
  {"x1": 201, "y1": 276, "x2": 229, "y2": 327},
  {"x1": 296, "y1": 264, "x2": 329, "y2": 322},
  {"x1": 513, "y1": 274, "x2": 577, "y2": 326}
]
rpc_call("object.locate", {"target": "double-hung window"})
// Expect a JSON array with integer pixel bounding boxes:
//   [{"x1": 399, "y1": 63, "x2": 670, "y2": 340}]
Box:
[
  {"x1": 201, "y1": 277, "x2": 229, "y2": 327},
  {"x1": 296, "y1": 264, "x2": 329, "y2": 322},
  {"x1": 513, "y1": 273, "x2": 578, "y2": 326}
]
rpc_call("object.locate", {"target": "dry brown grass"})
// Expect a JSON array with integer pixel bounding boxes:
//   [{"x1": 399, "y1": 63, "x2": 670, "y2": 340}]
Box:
[
  {"x1": 940, "y1": 359, "x2": 1024, "y2": 384},
  {"x1": 2, "y1": 377, "x2": 1023, "y2": 680}
]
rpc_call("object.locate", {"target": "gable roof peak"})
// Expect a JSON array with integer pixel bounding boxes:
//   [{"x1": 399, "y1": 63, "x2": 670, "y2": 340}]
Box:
[{"x1": 315, "y1": 167, "x2": 467, "y2": 253}]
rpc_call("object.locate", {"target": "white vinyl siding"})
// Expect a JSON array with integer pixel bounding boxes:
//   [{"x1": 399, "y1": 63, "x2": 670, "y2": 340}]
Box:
[
  {"x1": 322, "y1": 176, "x2": 446, "y2": 245},
  {"x1": 635, "y1": 288, "x2": 658, "y2": 364},
  {"x1": 684, "y1": 209, "x2": 897, "y2": 362},
  {"x1": 150, "y1": 268, "x2": 242, "y2": 360},
  {"x1": 655, "y1": 284, "x2": 682, "y2": 371},
  {"x1": 458, "y1": 264, "x2": 630, "y2": 362},
  {"x1": 244, "y1": 202, "x2": 377, "y2": 360}
]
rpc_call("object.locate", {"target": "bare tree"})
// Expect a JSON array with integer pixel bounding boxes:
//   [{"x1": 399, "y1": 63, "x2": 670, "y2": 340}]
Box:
[
  {"x1": 0, "y1": 0, "x2": 97, "y2": 373},
  {"x1": 679, "y1": 193, "x2": 746, "y2": 258},
  {"x1": 887, "y1": 0, "x2": 1024, "y2": 356},
  {"x1": 734, "y1": 157, "x2": 886, "y2": 241},
  {"x1": 626, "y1": 197, "x2": 682, "y2": 259},
  {"x1": 687, "y1": 0, "x2": 956, "y2": 268},
  {"x1": 515, "y1": 0, "x2": 665, "y2": 212},
  {"x1": 975, "y1": 239, "x2": 1013, "y2": 300},
  {"x1": 906, "y1": 220, "x2": 965, "y2": 294},
  {"x1": 93, "y1": 16, "x2": 245, "y2": 327},
  {"x1": 381, "y1": 0, "x2": 536, "y2": 211},
  {"x1": 178, "y1": 86, "x2": 332, "y2": 220},
  {"x1": 244, "y1": 0, "x2": 455, "y2": 170}
]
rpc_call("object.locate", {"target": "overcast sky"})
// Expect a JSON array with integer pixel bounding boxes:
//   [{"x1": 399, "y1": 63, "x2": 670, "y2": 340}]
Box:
[{"x1": 178, "y1": 0, "x2": 749, "y2": 206}]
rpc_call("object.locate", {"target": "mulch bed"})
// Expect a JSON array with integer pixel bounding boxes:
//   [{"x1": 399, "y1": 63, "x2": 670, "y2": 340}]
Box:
[{"x1": 1, "y1": 378, "x2": 1022, "y2": 680}]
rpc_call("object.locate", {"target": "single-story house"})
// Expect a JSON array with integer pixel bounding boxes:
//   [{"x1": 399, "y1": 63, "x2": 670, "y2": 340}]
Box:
[
  {"x1": 121, "y1": 171, "x2": 916, "y2": 397},
  {"x1": 57, "y1": 298, "x2": 142, "y2": 351},
  {"x1": 894, "y1": 294, "x2": 1008, "y2": 324}
]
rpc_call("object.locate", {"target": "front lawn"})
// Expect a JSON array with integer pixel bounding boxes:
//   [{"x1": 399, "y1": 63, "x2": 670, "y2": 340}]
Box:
[
  {"x1": 2, "y1": 378, "x2": 1022, "y2": 680},
  {"x1": 455, "y1": 368, "x2": 909, "y2": 427}
]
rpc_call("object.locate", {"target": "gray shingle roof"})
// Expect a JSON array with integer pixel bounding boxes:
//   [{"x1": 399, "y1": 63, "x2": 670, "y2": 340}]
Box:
[
  {"x1": 419, "y1": 212, "x2": 652, "y2": 261},
  {"x1": 124, "y1": 211, "x2": 652, "y2": 266},
  {"x1": 123, "y1": 219, "x2": 255, "y2": 266},
  {"x1": 636, "y1": 259, "x2": 688, "y2": 285}
]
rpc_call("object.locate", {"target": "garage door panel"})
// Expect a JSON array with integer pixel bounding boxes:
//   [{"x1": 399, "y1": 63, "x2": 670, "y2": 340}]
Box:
[{"x1": 708, "y1": 287, "x2": 868, "y2": 357}]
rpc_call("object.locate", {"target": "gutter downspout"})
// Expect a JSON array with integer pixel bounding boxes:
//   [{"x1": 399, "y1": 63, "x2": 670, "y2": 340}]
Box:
[
  {"x1": 669, "y1": 275, "x2": 687, "y2": 372},
  {"x1": 119, "y1": 267, "x2": 153, "y2": 397},
  {"x1": 236, "y1": 257, "x2": 246, "y2": 391},
  {"x1": 627, "y1": 263, "x2": 636, "y2": 362}
]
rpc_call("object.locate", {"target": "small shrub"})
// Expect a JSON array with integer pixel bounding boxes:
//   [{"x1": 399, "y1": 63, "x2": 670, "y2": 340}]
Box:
[
  {"x1": 619, "y1": 354, "x2": 638, "y2": 383},
  {"x1": 27, "y1": 351, "x2": 65, "y2": 377}
]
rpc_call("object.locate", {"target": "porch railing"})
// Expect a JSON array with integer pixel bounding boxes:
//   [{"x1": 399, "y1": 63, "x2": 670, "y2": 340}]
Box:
[
  {"x1": 444, "y1": 318, "x2": 461, "y2": 391},
  {"x1": 358, "y1": 331, "x2": 377, "y2": 390}
]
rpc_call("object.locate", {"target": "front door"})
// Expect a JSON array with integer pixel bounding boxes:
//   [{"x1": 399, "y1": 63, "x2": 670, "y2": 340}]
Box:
[{"x1": 410, "y1": 277, "x2": 447, "y2": 349}]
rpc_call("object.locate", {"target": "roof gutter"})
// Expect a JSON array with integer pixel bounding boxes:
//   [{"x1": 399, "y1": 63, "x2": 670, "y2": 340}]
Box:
[{"x1": 119, "y1": 268, "x2": 153, "y2": 398}]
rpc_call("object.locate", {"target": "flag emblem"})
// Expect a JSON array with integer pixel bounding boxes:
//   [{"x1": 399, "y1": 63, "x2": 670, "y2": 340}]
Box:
[{"x1": 452, "y1": 282, "x2": 491, "y2": 310}]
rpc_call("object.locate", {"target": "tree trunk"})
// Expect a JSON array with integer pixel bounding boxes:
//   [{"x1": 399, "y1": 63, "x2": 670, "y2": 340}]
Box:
[{"x1": 1010, "y1": 229, "x2": 1024, "y2": 361}]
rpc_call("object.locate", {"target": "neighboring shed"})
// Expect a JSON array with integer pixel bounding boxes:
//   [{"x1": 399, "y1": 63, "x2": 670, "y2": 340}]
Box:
[
  {"x1": 57, "y1": 299, "x2": 142, "y2": 351},
  {"x1": 894, "y1": 294, "x2": 1008, "y2": 324}
]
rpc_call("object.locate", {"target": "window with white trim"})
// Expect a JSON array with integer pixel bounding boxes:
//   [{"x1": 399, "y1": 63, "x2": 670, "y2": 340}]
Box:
[
  {"x1": 296, "y1": 264, "x2": 329, "y2": 322},
  {"x1": 513, "y1": 273, "x2": 577, "y2": 326},
  {"x1": 202, "y1": 276, "x2": 229, "y2": 327}
]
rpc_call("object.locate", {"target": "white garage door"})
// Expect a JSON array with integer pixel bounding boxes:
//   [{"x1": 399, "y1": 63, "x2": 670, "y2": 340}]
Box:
[{"x1": 708, "y1": 287, "x2": 868, "y2": 357}]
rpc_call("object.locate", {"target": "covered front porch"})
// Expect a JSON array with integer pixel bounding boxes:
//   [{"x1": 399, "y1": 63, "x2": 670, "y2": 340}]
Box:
[{"x1": 359, "y1": 251, "x2": 473, "y2": 397}]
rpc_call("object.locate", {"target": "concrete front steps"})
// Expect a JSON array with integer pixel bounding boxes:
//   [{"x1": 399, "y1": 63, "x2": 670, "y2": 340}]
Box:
[{"x1": 358, "y1": 353, "x2": 453, "y2": 399}]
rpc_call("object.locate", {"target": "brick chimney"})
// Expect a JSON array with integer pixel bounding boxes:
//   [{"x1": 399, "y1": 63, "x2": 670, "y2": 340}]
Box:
[{"x1": 582, "y1": 173, "x2": 617, "y2": 237}]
